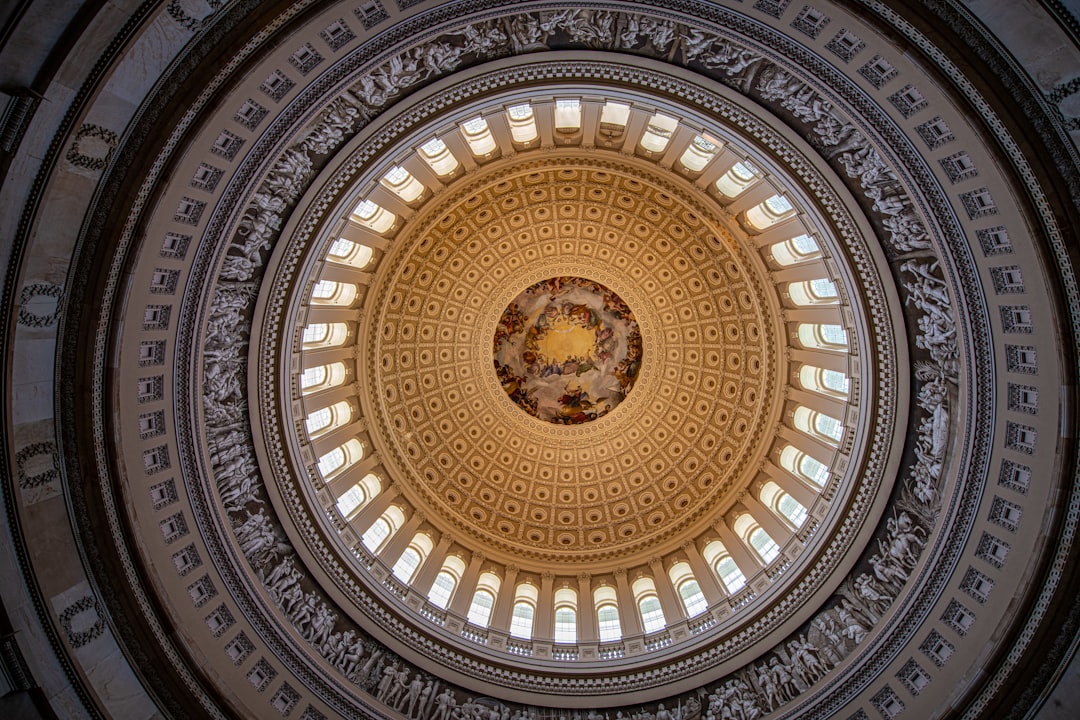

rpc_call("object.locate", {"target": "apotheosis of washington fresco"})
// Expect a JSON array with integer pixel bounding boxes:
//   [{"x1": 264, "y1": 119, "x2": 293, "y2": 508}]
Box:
[{"x1": 494, "y1": 277, "x2": 642, "y2": 424}]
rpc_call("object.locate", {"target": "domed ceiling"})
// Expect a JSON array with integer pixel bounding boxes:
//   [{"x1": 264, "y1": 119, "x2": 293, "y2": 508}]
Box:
[{"x1": 1, "y1": 1, "x2": 1079, "y2": 719}]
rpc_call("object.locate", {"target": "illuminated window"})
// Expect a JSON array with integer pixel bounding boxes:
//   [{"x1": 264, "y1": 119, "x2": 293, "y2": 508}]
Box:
[
  {"x1": 794, "y1": 406, "x2": 844, "y2": 445},
  {"x1": 418, "y1": 137, "x2": 459, "y2": 176},
  {"x1": 797, "y1": 323, "x2": 848, "y2": 351},
  {"x1": 391, "y1": 533, "x2": 433, "y2": 583},
  {"x1": 704, "y1": 541, "x2": 746, "y2": 593},
  {"x1": 300, "y1": 362, "x2": 348, "y2": 395},
  {"x1": 302, "y1": 322, "x2": 349, "y2": 348},
  {"x1": 679, "y1": 134, "x2": 720, "y2": 171},
  {"x1": 800, "y1": 366, "x2": 850, "y2": 397},
  {"x1": 361, "y1": 506, "x2": 404, "y2": 553},
  {"x1": 506, "y1": 103, "x2": 538, "y2": 143},
  {"x1": 772, "y1": 234, "x2": 821, "y2": 266},
  {"x1": 715, "y1": 161, "x2": 760, "y2": 197},
  {"x1": 553, "y1": 587, "x2": 578, "y2": 643},
  {"x1": 749, "y1": 527, "x2": 781, "y2": 563},
  {"x1": 761, "y1": 481, "x2": 809, "y2": 528},
  {"x1": 633, "y1": 577, "x2": 666, "y2": 633},
  {"x1": 316, "y1": 438, "x2": 364, "y2": 479},
  {"x1": 351, "y1": 199, "x2": 395, "y2": 233},
  {"x1": 780, "y1": 445, "x2": 830, "y2": 487},
  {"x1": 460, "y1": 116, "x2": 497, "y2": 155},
  {"x1": 380, "y1": 166, "x2": 425, "y2": 202},
  {"x1": 328, "y1": 238, "x2": 374, "y2": 269},
  {"x1": 746, "y1": 194, "x2": 796, "y2": 230},
  {"x1": 305, "y1": 400, "x2": 351, "y2": 436},
  {"x1": 639, "y1": 112, "x2": 679, "y2": 152},
  {"x1": 467, "y1": 572, "x2": 501, "y2": 627},
  {"x1": 468, "y1": 590, "x2": 495, "y2": 626},
  {"x1": 598, "y1": 101, "x2": 630, "y2": 138},
  {"x1": 336, "y1": 473, "x2": 381, "y2": 519},
  {"x1": 509, "y1": 583, "x2": 539, "y2": 638},
  {"x1": 594, "y1": 586, "x2": 621, "y2": 641},
  {"x1": 427, "y1": 555, "x2": 465, "y2": 609},
  {"x1": 789, "y1": 278, "x2": 839, "y2": 306},
  {"x1": 668, "y1": 561, "x2": 707, "y2": 618},
  {"x1": 554, "y1": 99, "x2": 581, "y2": 132}
]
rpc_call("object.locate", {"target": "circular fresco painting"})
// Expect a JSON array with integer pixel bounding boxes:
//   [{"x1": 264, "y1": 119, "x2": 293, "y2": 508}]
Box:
[{"x1": 493, "y1": 277, "x2": 642, "y2": 424}]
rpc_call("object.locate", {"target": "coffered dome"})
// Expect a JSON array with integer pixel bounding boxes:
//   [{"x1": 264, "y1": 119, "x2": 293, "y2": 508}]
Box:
[{"x1": 2, "y1": 1, "x2": 1079, "y2": 719}]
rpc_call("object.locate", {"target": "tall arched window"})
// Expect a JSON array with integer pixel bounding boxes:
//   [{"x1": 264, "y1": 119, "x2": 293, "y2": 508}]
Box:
[
  {"x1": 679, "y1": 134, "x2": 720, "y2": 171},
  {"x1": 506, "y1": 103, "x2": 538, "y2": 144},
  {"x1": 467, "y1": 572, "x2": 501, "y2": 627},
  {"x1": 509, "y1": 583, "x2": 538, "y2": 639},
  {"x1": 316, "y1": 438, "x2": 364, "y2": 480},
  {"x1": 788, "y1": 278, "x2": 839, "y2": 306},
  {"x1": 302, "y1": 322, "x2": 349, "y2": 349},
  {"x1": 459, "y1": 116, "x2": 497, "y2": 155},
  {"x1": 799, "y1": 365, "x2": 850, "y2": 398},
  {"x1": 746, "y1": 193, "x2": 795, "y2": 230},
  {"x1": 715, "y1": 160, "x2": 760, "y2": 198},
  {"x1": 760, "y1": 481, "x2": 809, "y2": 529},
  {"x1": 797, "y1": 323, "x2": 848, "y2": 351},
  {"x1": 594, "y1": 586, "x2": 621, "y2": 642},
  {"x1": 427, "y1": 555, "x2": 466, "y2": 609},
  {"x1": 793, "y1": 406, "x2": 844, "y2": 445},
  {"x1": 734, "y1": 513, "x2": 782, "y2": 564},
  {"x1": 335, "y1": 472, "x2": 381, "y2": 520},
  {"x1": 391, "y1": 533, "x2": 433, "y2": 583},
  {"x1": 380, "y1": 166, "x2": 425, "y2": 202},
  {"x1": 418, "y1": 137, "x2": 459, "y2": 176},
  {"x1": 553, "y1": 587, "x2": 578, "y2": 643},
  {"x1": 668, "y1": 562, "x2": 708, "y2": 617},
  {"x1": 770, "y1": 233, "x2": 820, "y2": 265},
  {"x1": 633, "y1": 577, "x2": 666, "y2": 633},
  {"x1": 310, "y1": 280, "x2": 358, "y2": 307},
  {"x1": 639, "y1": 112, "x2": 678, "y2": 153},
  {"x1": 300, "y1": 362, "x2": 350, "y2": 395},
  {"x1": 361, "y1": 506, "x2": 405, "y2": 554},
  {"x1": 780, "y1": 445, "x2": 830, "y2": 487},
  {"x1": 704, "y1": 540, "x2": 748, "y2": 593},
  {"x1": 351, "y1": 199, "x2": 395, "y2": 233},
  {"x1": 305, "y1": 400, "x2": 351, "y2": 437},
  {"x1": 327, "y1": 238, "x2": 375, "y2": 269}
]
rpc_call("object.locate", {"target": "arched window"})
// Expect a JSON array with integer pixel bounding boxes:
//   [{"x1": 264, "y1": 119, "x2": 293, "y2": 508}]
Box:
[
  {"x1": 506, "y1": 103, "x2": 538, "y2": 144},
  {"x1": 305, "y1": 400, "x2": 351, "y2": 437},
  {"x1": 780, "y1": 445, "x2": 830, "y2": 487},
  {"x1": 554, "y1": 98, "x2": 581, "y2": 133},
  {"x1": 668, "y1": 562, "x2": 708, "y2": 617},
  {"x1": 793, "y1": 406, "x2": 844, "y2": 445},
  {"x1": 427, "y1": 555, "x2": 466, "y2": 609},
  {"x1": 460, "y1": 116, "x2": 497, "y2": 155},
  {"x1": 509, "y1": 583, "x2": 538, "y2": 639},
  {"x1": 418, "y1": 137, "x2": 459, "y2": 176},
  {"x1": 310, "y1": 280, "x2": 358, "y2": 307},
  {"x1": 679, "y1": 134, "x2": 720, "y2": 171},
  {"x1": 714, "y1": 160, "x2": 760, "y2": 198},
  {"x1": 316, "y1": 438, "x2": 364, "y2": 479},
  {"x1": 361, "y1": 506, "x2": 404, "y2": 553},
  {"x1": 351, "y1": 199, "x2": 395, "y2": 233},
  {"x1": 327, "y1": 238, "x2": 374, "y2": 269},
  {"x1": 553, "y1": 587, "x2": 578, "y2": 643},
  {"x1": 594, "y1": 586, "x2": 621, "y2": 642},
  {"x1": 703, "y1": 541, "x2": 747, "y2": 593},
  {"x1": 467, "y1": 572, "x2": 501, "y2": 627},
  {"x1": 598, "y1": 100, "x2": 630, "y2": 138},
  {"x1": 734, "y1": 514, "x2": 782, "y2": 564},
  {"x1": 797, "y1": 323, "x2": 848, "y2": 351},
  {"x1": 639, "y1": 112, "x2": 678, "y2": 153},
  {"x1": 771, "y1": 233, "x2": 821, "y2": 265},
  {"x1": 302, "y1": 322, "x2": 349, "y2": 349},
  {"x1": 746, "y1": 193, "x2": 796, "y2": 230},
  {"x1": 760, "y1": 481, "x2": 809, "y2": 529},
  {"x1": 336, "y1": 472, "x2": 381, "y2": 519},
  {"x1": 391, "y1": 533, "x2": 433, "y2": 583},
  {"x1": 301, "y1": 361, "x2": 348, "y2": 395},
  {"x1": 799, "y1": 365, "x2": 850, "y2": 398},
  {"x1": 633, "y1": 577, "x2": 666, "y2": 633},
  {"x1": 380, "y1": 166, "x2": 425, "y2": 202},
  {"x1": 788, "y1": 278, "x2": 839, "y2": 306}
]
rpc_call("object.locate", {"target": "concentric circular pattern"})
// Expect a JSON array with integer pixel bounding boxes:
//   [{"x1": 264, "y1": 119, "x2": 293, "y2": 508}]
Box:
[
  {"x1": 494, "y1": 276, "x2": 642, "y2": 424},
  {"x1": 368, "y1": 159, "x2": 782, "y2": 562}
]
